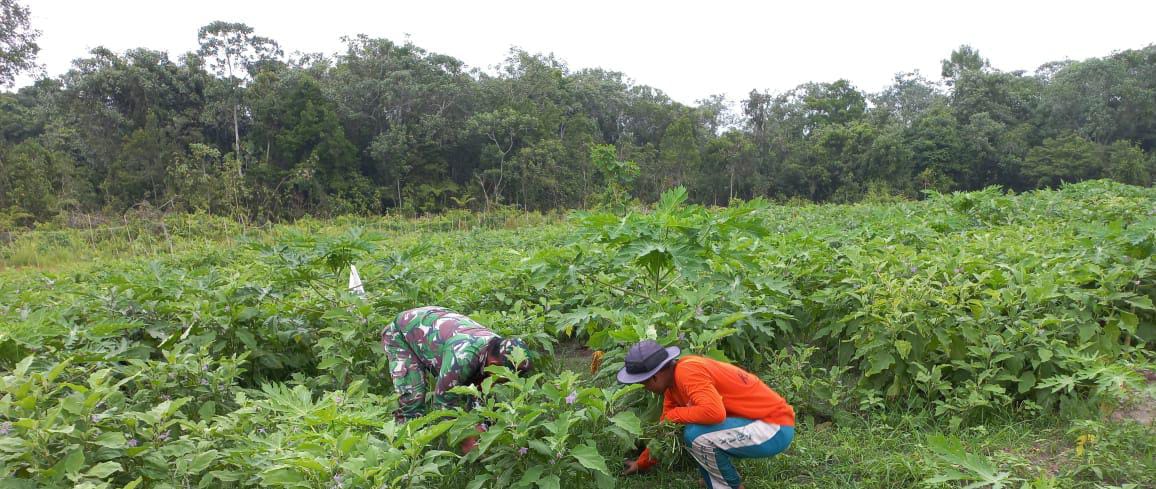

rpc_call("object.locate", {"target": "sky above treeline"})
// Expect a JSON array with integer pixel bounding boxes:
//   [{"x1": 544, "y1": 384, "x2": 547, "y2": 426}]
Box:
[{"x1": 13, "y1": 0, "x2": 1156, "y2": 105}]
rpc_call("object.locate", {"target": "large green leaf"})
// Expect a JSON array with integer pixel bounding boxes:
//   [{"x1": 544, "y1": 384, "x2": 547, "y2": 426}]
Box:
[
  {"x1": 537, "y1": 474, "x2": 561, "y2": 489},
  {"x1": 569, "y1": 444, "x2": 610, "y2": 475},
  {"x1": 609, "y1": 411, "x2": 642, "y2": 436},
  {"x1": 85, "y1": 461, "x2": 122, "y2": 479}
]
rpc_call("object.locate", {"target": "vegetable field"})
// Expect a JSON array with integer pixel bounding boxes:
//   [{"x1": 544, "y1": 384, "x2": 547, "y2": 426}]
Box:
[{"x1": 1, "y1": 180, "x2": 1154, "y2": 488}]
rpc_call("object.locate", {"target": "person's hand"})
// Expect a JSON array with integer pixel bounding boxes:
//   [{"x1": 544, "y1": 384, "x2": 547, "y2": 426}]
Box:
[
  {"x1": 459, "y1": 423, "x2": 488, "y2": 454},
  {"x1": 460, "y1": 436, "x2": 479, "y2": 454},
  {"x1": 622, "y1": 459, "x2": 641, "y2": 475}
]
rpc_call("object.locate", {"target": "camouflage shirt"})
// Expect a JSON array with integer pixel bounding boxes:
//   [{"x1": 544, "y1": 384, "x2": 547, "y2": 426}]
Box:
[{"x1": 382, "y1": 306, "x2": 499, "y2": 421}]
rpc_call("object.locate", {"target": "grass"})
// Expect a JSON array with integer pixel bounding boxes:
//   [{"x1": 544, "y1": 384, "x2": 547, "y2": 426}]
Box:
[
  {"x1": 544, "y1": 340, "x2": 1154, "y2": 488},
  {"x1": 0, "y1": 210, "x2": 564, "y2": 272},
  {"x1": 614, "y1": 412, "x2": 1155, "y2": 489},
  {"x1": 514, "y1": 344, "x2": 1156, "y2": 488}
]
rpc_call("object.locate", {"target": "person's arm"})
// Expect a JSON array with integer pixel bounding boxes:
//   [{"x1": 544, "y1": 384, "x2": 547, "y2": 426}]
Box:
[
  {"x1": 384, "y1": 336, "x2": 427, "y2": 422},
  {"x1": 629, "y1": 392, "x2": 678, "y2": 471},
  {"x1": 662, "y1": 364, "x2": 726, "y2": 425},
  {"x1": 659, "y1": 389, "x2": 677, "y2": 421},
  {"x1": 632, "y1": 448, "x2": 659, "y2": 471}
]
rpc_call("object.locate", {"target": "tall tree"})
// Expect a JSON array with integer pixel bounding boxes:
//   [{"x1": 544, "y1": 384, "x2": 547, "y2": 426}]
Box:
[
  {"x1": 1102, "y1": 140, "x2": 1151, "y2": 186},
  {"x1": 53, "y1": 47, "x2": 208, "y2": 210},
  {"x1": 1039, "y1": 47, "x2": 1156, "y2": 150},
  {"x1": 197, "y1": 21, "x2": 281, "y2": 167},
  {"x1": 1022, "y1": 131, "x2": 1101, "y2": 187},
  {"x1": 802, "y1": 79, "x2": 867, "y2": 130},
  {"x1": 328, "y1": 36, "x2": 473, "y2": 210},
  {"x1": 701, "y1": 130, "x2": 756, "y2": 204},
  {"x1": 908, "y1": 101, "x2": 965, "y2": 191},
  {"x1": 0, "y1": 139, "x2": 79, "y2": 223},
  {"x1": 0, "y1": 0, "x2": 40, "y2": 87},
  {"x1": 468, "y1": 107, "x2": 536, "y2": 209},
  {"x1": 656, "y1": 112, "x2": 702, "y2": 191},
  {"x1": 941, "y1": 44, "x2": 988, "y2": 85},
  {"x1": 871, "y1": 72, "x2": 943, "y2": 127}
]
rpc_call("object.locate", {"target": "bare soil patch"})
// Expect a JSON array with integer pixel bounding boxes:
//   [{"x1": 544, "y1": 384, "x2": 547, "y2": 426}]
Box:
[{"x1": 1107, "y1": 369, "x2": 1156, "y2": 426}]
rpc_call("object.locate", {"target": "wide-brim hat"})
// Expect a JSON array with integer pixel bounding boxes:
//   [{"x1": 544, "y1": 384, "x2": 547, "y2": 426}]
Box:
[{"x1": 616, "y1": 340, "x2": 681, "y2": 384}]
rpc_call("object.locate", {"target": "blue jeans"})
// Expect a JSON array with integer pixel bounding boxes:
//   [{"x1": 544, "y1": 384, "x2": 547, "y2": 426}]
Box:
[{"x1": 683, "y1": 417, "x2": 795, "y2": 489}]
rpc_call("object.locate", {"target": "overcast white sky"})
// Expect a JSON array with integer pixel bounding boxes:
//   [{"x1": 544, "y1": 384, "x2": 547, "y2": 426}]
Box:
[{"x1": 12, "y1": 0, "x2": 1156, "y2": 105}]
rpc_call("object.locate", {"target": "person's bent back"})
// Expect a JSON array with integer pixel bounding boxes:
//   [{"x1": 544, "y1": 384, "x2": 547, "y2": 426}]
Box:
[{"x1": 382, "y1": 306, "x2": 529, "y2": 422}]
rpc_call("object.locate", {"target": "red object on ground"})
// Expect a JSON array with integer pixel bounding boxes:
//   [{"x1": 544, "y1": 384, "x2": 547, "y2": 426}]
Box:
[{"x1": 459, "y1": 423, "x2": 489, "y2": 454}]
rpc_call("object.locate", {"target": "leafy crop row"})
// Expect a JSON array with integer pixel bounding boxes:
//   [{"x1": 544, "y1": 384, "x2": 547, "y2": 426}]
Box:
[{"x1": 1, "y1": 180, "x2": 1153, "y2": 487}]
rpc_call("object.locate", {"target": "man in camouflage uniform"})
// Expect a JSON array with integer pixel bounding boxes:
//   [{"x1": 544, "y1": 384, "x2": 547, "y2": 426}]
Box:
[{"x1": 383, "y1": 306, "x2": 531, "y2": 422}]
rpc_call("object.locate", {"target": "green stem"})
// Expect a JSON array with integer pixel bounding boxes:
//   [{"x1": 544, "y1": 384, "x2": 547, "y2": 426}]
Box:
[{"x1": 583, "y1": 273, "x2": 652, "y2": 302}]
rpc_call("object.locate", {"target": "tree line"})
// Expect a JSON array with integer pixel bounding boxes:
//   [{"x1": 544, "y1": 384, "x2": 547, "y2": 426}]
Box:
[{"x1": 1, "y1": 15, "x2": 1155, "y2": 227}]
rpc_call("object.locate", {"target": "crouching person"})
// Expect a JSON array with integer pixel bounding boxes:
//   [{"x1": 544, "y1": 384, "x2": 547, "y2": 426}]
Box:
[
  {"x1": 382, "y1": 306, "x2": 531, "y2": 451},
  {"x1": 618, "y1": 340, "x2": 795, "y2": 489}
]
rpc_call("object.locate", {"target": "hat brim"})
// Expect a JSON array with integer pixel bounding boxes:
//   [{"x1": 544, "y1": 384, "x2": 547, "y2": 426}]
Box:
[{"x1": 616, "y1": 346, "x2": 681, "y2": 384}]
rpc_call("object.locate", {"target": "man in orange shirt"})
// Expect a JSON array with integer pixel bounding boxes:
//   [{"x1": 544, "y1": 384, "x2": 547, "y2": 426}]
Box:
[{"x1": 618, "y1": 340, "x2": 795, "y2": 489}]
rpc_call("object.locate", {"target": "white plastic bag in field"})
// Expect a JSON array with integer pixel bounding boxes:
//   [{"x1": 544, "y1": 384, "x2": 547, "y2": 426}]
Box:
[{"x1": 349, "y1": 265, "x2": 366, "y2": 297}]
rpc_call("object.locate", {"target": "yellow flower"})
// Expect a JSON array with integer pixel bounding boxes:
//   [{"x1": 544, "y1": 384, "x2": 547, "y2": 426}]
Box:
[{"x1": 1075, "y1": 434, "x2": 1096, "y2": 456}]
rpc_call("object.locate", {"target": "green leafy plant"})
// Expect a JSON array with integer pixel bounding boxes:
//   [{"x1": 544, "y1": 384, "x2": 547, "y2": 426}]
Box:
[
  {"x1": 450, "y1": 364, "x2": 643, "y2": 489},
  {"x1": 923, "y1": 434, "x2": 1021, "y2": 488}
]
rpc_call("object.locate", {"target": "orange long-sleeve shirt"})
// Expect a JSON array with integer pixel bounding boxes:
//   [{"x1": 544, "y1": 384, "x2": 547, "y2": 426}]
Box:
[{"x1": 636, "y1": 355, "x2": 794, "y2": 469}]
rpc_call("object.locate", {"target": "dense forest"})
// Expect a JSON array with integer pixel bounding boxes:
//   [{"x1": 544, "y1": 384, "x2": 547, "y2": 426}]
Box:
[{"x1": 1, "y1": 2, "x2": 1155, "y2": 226}]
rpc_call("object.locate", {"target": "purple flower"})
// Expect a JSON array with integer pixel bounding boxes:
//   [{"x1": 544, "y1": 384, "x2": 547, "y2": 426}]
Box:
[
  {"x1": 157, "y1": 430, "x2": 170, "y2": 442},
  {"x1": 200, "y1": 378, "x2": 209, "y2": 386},
  {"x1": 334, "y1": 395, "x2": 344, "y2": 405},
  {"x1": 909, "y1": 266, "x2": 919, "y2": 273},
  {"x1": 518, "y1": 447, "x2": 528, "y2": 456},
  {"x1": 0, "y1": 422, "x2": 11, "y2": 435},
  {"x1": 565, "y1": 391, "x2": 578, "y2": 405},
  {"x1": 91, "y1": 414, "x2": 103, "y2": 423},
  {"x1": 127, "y1": 438, "x2": 139, "y2": 447}
]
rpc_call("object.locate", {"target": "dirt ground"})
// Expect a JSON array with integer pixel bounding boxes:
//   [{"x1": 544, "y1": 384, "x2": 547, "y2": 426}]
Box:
[
  {"x1": 1108, "y1": 369, "x2": 1156, "y2": 426},
  {"x1": 554, "y1": 340, "x2": 597, "y2": 374}
]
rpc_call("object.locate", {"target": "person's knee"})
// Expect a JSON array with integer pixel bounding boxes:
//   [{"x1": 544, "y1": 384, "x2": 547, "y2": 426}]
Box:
[
  {"x1": 771, "y1": 425, "x2": 795, "y2": 453},
  {"x1": 684, "y1": 423, "x2": 722, "y2": 445},
  {"x1": 682, "y1": 425, "x2": 705, "y2": 445}
]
